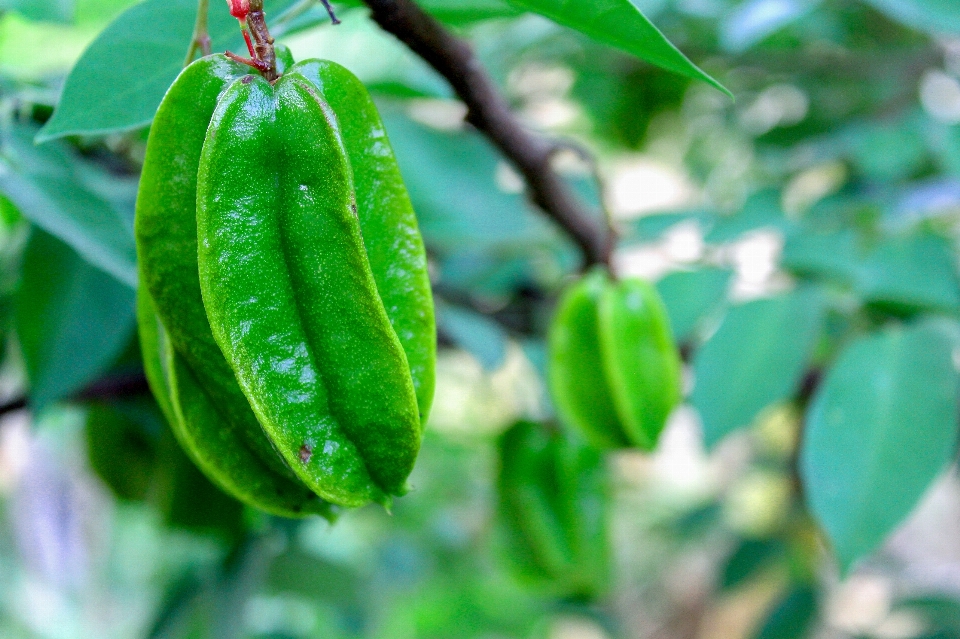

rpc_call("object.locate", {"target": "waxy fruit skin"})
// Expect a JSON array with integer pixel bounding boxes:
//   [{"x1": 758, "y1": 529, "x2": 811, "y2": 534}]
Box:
[
  {"x1": 497, "y1": 421, "x2": 609, "y2": 598},
  {"x1": 135, "y1": 53, "x2": 434, "y2": 512},
  {"x1": 548, "y1": 269, "x2": 682, "y2": 451},
  {"x1": 292, "y1": 60, "x2": 436, "y2": 426},
  {"x1": 137, "y1": 288, "x2": 335, "y2": 518},
  {"x1": 136, "y1": 55, "x2": 334, "y2": 516}
]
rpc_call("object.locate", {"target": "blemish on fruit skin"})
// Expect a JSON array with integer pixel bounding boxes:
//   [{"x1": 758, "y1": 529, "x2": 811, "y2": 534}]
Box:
[
  {"x1": 299, "y1": 443, "x2": 313, "y2": 464},
  {"x1": 241, "y1": 75, "x2": 254, "y2": 85}
]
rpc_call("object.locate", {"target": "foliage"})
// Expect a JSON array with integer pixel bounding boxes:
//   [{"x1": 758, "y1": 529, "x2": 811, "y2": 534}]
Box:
[{"x1": 0, "y1": 0, "x2": 958, "y2": 637}]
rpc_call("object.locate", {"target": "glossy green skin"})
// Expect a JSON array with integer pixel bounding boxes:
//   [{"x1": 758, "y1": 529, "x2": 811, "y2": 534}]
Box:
[
  {"x1": 548, "y1": 270, "x2": 628, "y2": 449},
  {"x1": 497, "y1": 421, "x2": 609, "y2": 598},
  {"x1": 548, "y1": 269, "x2": 681, "y2": 450},
  {"x1": 598, "y1": 278, "x2": 682, "y2": 450},
  {"x1": 291, "y1": 60, "x2": 435, "y2": 426},
  {"x1": 137, "y1": 289, "x2": 176, "y2": 429},
  {"x1": 135, "y1": 54, "x2": 296, "y2": 482},
  {"x1": 274, "y1": 44, "x2": 294, "y2": 75},
  {"x1": 137, "y1": 289, "x2": 335, "y2": 518},
  {"x1": 196, "y1": 74, "x2": 421, "y2": 507}
]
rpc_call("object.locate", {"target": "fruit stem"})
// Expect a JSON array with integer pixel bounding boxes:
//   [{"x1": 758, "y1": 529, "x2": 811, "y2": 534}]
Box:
[
  {"x1": 245, "y1": 0, "x2": 278, "y2": 81},
  {"x1": 224, "y1": 50, "x2": 271, "y2": 74},
  {"x1": 224, "y1": 0, "x2": 277, "y2": 80},
  {"x1": 548, "y1": 141, "x2": 619, "y2": 276}
]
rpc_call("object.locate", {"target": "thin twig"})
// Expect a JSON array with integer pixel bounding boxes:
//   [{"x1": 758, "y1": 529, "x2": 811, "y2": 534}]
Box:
[
  {"x1": 360, "y1": 0, "x2": 614, "y2": 269},
  {"x1": 270, "y1": 0, "x2": 339, "y2": 36},
  {"x1": 184, "y1": 0, "x2": 212, "y2": 66},
  {"x1": 549, "y1": 140, "x2": 616, "y2": 236},
  {"x1": 318, "y1": 0, "x2": 340, "y2": 24},
  {"x1": 789, "y1": 367, "x2": 822, "y2": 503},
  {"x1": 0, "y1": 372, "x2": 150, "y2": 418}
]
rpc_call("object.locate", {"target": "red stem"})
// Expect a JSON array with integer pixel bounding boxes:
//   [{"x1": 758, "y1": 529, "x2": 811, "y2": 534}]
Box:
[{"x1": 241, "y1": 27, "x2": 255, "y2": 58}]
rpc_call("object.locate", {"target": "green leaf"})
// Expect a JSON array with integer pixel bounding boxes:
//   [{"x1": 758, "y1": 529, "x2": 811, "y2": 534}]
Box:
[
  {"x1": 929, "y1": 123, "x2": 960, "y2": 177},
  {"x1": 85, "y1": 399, "x2": 163, "y2": 501},
  {"x1": 705, "y1": 189, "x2": 788, "y2": 243},
  {"x1": 752, "y1": 586, "x2": 818, "y2": 639},
  {"x1": 15, "y1": 230, "x2": 136, "y2": 409},
  {"x1": 618, "y1": 210, "x2": 706, "y2": 245},
  {"x1": 502, "y1": 0, "x2": 730, "y2": 96},
  {"x1": 0, "y1": 126, "x2": 137, "y2": 287},
  {"x1": 896, "y1": 597, "x2": 960, "y2": 633},
  {"x1": 857, "y1": 234, "x2": 960, "y2": 314},
  {"x1": 781, "y1": 229, "x2": 861, "y2": 286},
  {"x1": 521, "y1": 338, "x2": 547, "y2": 381},
  {"x1": 0, "y1": 0, "x2": 73, "y2": 22},
  {"x1": 277, "y1": 8, "x2": 449, "y2": 98},
  {"x1": 155, "y1": 434, "x2": 245, "y2": 541},
  {"x1": 721, "y1": 538, "x2": 786, "y2": 591},
  {"x1": 340, "y1": 0, "x2": 521, "y2": 24},
  {"x1": 438, "y1": 251, "x2": 539, "y2": 297},
  {"x1": 438, "y1": 304, "x2": 508, "y2": 370},
  {"x1": 145, "y1": 571, "x2": 205, "y2": 639},
  {"x1": 267, "y1": 548, "x2": 362, "y2": 604},
  {"x1": 783, "y1": 230, "x2": 960, "y2": 314},
  {"x1": 801, "y1": 322, "x2": 959, "y2": 572},
  {"x1": 720, "y1": 0, "x2": 813, "y2": 53},
  {"x1": 420, "y1": 0, "x2": 521, "y2": 23},
  {"x1": 36, "y1": 0, "x2": 295, "y2": 141},
  {"x1": 861, "y1": 0, "x2": 960, "y2": 36},
  {"x1": 692, "y1": 288, "x2": 824, "y2": 448},
  {"x1": 848, "y1": 117, "x2": 927, "y2": 183},
  {"x1": 656, "y1": 268, "x2": 731, "y2": 342},
  {"x1": 382, "y1": 110, "x2": 558, "y2": 252}
]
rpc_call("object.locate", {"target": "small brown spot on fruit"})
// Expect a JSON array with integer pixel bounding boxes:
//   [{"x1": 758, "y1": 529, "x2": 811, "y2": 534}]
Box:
[
  {"x1": 299, "y1": 443, "x2": 313, "y2": 464},
  {"x1": 242, "y1": 75, "x2": 254, "y2": 84}
]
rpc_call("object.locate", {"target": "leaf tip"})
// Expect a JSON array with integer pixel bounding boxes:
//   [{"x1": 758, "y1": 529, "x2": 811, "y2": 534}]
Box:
[
  {"x1": 707, "y1": 76, "x2": 734, "y2": 100},
  {"x1": 32, "y1": 126, "x2": 59, "y2": 145},
  {"x1": 836, "y1": 550, "x2": 862, "y2": 580}
]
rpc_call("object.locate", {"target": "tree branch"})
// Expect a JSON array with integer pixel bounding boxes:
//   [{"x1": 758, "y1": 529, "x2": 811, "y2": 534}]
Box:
[
  {"x1": 246, "y1": 0, "x2": 278, "y2": 82},
  {"x1": 359, "y1": 0, "x2": 614, "y2": 269},
  {"x1": 0, "y1": 372, "x2": 150, "y2": 418}
]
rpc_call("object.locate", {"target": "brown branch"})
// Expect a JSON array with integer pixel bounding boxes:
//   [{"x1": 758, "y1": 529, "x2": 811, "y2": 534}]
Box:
[
  {"x1": 246, "y1": 2, "x2": 277, "y2": 82},
  {"x1": 225, "y1": 0, "x2": 278, "y2": 80},
  {"x1": 359, "y1": 0, "x2": 614, "y2": 269},
  {"x1": 0, "y1": 372, "x2": 150, "y2": 418},
  {"x1": 789, "y1": 367, "x2": 821, "y2": 504}
]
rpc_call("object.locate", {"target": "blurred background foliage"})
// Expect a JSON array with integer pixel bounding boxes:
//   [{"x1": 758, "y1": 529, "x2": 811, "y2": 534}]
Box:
[{"x1": 0, "y1": 0, "x2": 959, "y2": 637}]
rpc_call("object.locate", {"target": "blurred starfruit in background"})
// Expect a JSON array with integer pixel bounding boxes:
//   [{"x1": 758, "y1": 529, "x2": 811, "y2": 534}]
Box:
[
  {"x1": 497, "y1": 420, "x2": 610, "y2": 600},
  {"x1": 549, "y1": 268, "x2": 682, "y2": 451}
]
